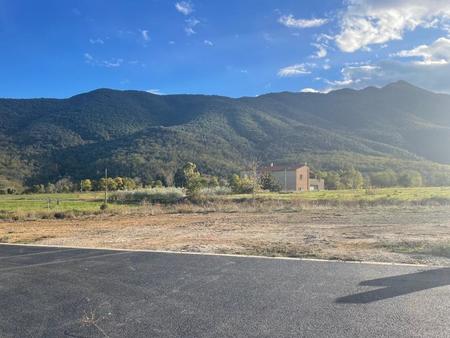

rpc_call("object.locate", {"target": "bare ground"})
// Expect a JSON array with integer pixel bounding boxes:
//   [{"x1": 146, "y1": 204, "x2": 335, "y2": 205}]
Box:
[{"x1": 1, "y1": 205, "x2": 450, "y2": 266}]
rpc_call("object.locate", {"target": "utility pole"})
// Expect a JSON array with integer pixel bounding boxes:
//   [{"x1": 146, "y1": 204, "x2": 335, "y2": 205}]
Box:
[
  {"x1": 251, "y1": 160, "x2": 257, "y2": 203},
  {"x1": 284, "y1": 168, "x2": 287, "y2": 192},
  {"x1": 104, "y1": 168, "x2": 108, "y2": 205}
]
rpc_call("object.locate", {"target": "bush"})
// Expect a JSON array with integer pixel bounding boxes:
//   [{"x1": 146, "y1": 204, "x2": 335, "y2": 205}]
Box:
[
  {"x1": 340, "y1": 167, "x2": 364, "y2": 189},
  {"x1": 55, "y1": 178, "x2": 75, "y2": 193},
  {"x1": 370, "y1": 170, "x2": 398, "y2": 188},
  {"x1": 199, "y1": 186, "x2": 232, "y2": 197},
  {"x1": 398, "y1": 170, "x2": 423, "y2": 187},
  {"x1": 258, "y1": 173, "x2": 281, "y2": 192},
  {"x1": 110, "y1": 187, "x2": 186, "y2": 204},
  {"x1": 80, "y1": 179, "x2": 93, "y2": 191},
  {"x1": 322, "y1": 171, "x2": 342, "y2": 190},
  {"x1": 229, "y1": 174, "x2": 258, "y2": 194}
]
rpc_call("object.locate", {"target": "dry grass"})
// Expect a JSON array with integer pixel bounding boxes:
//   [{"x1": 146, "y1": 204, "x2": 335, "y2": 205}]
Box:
[
  {"x1": 1, "y1": 204, "x2": 449, "y2": 266},
  {"x1": 2, "y1": 187, "x2": 450, "y2": 221}
]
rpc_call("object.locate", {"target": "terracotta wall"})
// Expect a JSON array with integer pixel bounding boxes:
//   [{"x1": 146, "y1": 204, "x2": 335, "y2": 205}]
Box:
[{"x1": 296, "y1": 166, "x2": 310, "y2": 191}]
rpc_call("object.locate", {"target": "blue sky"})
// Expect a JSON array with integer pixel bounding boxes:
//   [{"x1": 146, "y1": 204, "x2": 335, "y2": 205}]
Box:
[{"x1": 1, "y1": 0, "x2": 450, "y2": 98}]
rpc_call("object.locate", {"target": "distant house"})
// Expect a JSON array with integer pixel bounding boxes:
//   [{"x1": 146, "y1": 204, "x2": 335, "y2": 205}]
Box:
[
  {"x1": 258, "y1": 163, "x2": 325, "y2": 192},
  {"x1": 309, "y1": 178, "x2": 325, "y2": 191}
]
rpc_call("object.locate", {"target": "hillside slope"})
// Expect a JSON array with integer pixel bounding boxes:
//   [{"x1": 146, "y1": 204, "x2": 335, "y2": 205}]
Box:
[{"x1": 1, "y1": 81, "x2": 450, "y2": 186}]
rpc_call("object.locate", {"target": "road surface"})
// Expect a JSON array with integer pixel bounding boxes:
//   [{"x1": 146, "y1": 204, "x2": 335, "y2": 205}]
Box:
[{"x1": 0, "y1": 244, "x2": 448, "y2": 337}]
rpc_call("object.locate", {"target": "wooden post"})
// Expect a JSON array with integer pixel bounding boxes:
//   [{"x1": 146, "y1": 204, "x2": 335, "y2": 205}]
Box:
[{"x1": 104, "y1": 168, "x2": 108, "y2": 205}]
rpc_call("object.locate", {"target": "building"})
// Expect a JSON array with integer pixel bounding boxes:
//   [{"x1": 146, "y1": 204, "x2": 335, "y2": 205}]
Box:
[
  {"x1": 309, "y1": 178, "x2": 325, "y2": 191},
  {"x1": 259, "y1": 163, "x2": 325, "y2": 192}
]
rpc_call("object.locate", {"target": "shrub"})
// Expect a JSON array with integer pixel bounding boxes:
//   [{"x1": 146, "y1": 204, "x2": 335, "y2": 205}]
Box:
[
  {"x1": 370, "y1": 170, "x2": 398, "y2": 188},
  {"x1": 110, "y1": 187, "x2": 186, "y2": 204},
  {"x1": 398, "y1": 170, "x2": 423, "y2": 187},
  {"x1": 199, "y1": 186, "x2": 232, "y2": 197},
  {"x1": 80, "y1": 179, "x2": 93, "y2": 191},
  {"x1": 258, "y1": 172, "x2": 281, "y2": 192},
  {"x1": 229, "y1": 174, "x2": 258, "y2": 194},
  {"x1": 339, "y1": 167, "x2": 364, "y2": 189}
]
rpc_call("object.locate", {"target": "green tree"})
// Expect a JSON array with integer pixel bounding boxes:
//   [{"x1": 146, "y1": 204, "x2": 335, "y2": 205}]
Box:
[
  {"x1": 98, "y1": 178, "x2": 118, "y2": 191},
  {"x1": 229, "y1": 174, "x2": 257, "y2": 194},
  {"x1": 114, "y1": 177, "x2": 125, "y2": 190},
  {"x1": 370, "y1": 170, "x2": 398, "y2": 187},
  {"x1": 258, "y1": 172, "x2": 281, "y2": 192},
  {"x1": 32, "y1": 184, "x2": 46, "y2": 193},
  {"x1": 182, "y1": 162, "x2": 205, "y2": 196},
  {"x1": 80, "y1": 179, "x2": 93, "y2": 192},
  {"x1": 55, "y1": 178, "x2": 74, "y2": 193},
  {"x1": 323, "y1": 171, "x2": 341, "y2": 190},
  {"x1": 340, "y1": 167, "x2": 364, "y2": 189},
  {"x1": 123, "y1": 177, "x2": 137, "y2": 190},
  {"x1": 208, "y1": 176, "x2": 220, "y2": 188},
  {"x1": 45, "y1": 183, "x2": 56, "y2": 193},
  {"x1": 174, "y1": 168, "x2": 187, "y2": 187},
  {"x1": 398, "y1": 170, "x2": 423, "y2": 187}
]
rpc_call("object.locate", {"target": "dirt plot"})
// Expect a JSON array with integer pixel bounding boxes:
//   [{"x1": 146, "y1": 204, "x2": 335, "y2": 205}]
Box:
[{"x1": 1, "y1": 205, "x2": 449, "y2": 266}]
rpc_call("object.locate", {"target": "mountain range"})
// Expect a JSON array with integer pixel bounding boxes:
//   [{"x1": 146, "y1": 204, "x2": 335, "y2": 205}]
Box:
[{"x1": 1, "y1": 80, "x2": 450, "y2": 187}]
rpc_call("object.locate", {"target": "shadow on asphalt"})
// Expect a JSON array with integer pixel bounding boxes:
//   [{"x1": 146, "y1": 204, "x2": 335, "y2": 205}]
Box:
[{"x1": 336, "y1": 268, "x2": 450, "y2": 304}]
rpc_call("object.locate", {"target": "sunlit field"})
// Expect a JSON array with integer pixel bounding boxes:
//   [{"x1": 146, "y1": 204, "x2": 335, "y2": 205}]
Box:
[
  {"x1": 1, "y1": 187, "x2": 450, "y2": 218},
  {"x1": 228, "y1": 187, "x2": 450, "y2": 204},
  {"x1": 0, "y1": 192, "x2": 122, "y2": 216}
]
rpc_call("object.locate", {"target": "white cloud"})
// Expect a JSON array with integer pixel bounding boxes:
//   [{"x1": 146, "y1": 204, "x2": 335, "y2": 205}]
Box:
[
  {"x1": 84, "y1": 53, "x2": 94, "y2": 62},
  {"x1": 184, "y1": 17, "x2": 200, "y2": 36},
  {"x1": 146, "y1": 89, "x2": 164, "y2": 95},
  {"x1": 204, "y1": 39, "x2": 213, "y2": 46},
  {"x1": 311, "y1": 43, "x2": 327, "y2": 58},
  {"x1": 89, "y1": 38, "x2": 104, "y2": 45},
  {"x1": 335, "y1": 0, "x2": 450, "y2": 52},
  {"x1": 278, "y1": 63, "x2": 312, "y2": 77},
  {"x1": 175, "y1": 1, "x2": 193, "y2": 15},
  {"x1": 325, "y1": 59, "x2": 450, "y2": 93},
  {"x1": 140, "y1": 30, "x2": 150, "y2": 41},
  {"x1": 185, "y1": 27, "x2": 195, "y2": 35},
  {"x1": 84, "y1": 53, "x2": 123, "y2": 68},
  {"x1": 301, "y1": 88, "x2": 320, "y2": 93},
  {"x1": 102, "y1": 59, "x2": 123, "y2": 68},
  {"x1": 324, "y1": 64, "x2": 379, "y2": 88},
  {"x1": 279, "y1": 14, "x2": 328, "y2": 28},
  {"x1": 394, "y1": 37, "x2": 450, "y2": 65}
]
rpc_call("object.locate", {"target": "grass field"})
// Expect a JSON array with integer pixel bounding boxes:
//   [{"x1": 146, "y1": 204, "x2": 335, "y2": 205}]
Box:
[
  {"x1": 228, "y1": 187, "x2": 450, "y2": 203},
  {"x1": 0, "y1": 192, "x2": 130, "y2": 218},
  {"x1": 1, "y1": 187, "x2": 450, "y2": 220}
]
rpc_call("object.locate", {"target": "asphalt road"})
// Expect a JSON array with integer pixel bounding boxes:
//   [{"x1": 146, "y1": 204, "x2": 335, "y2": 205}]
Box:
[{"x1": 0, "y1": 244, "x2": 449, "y2": 338}]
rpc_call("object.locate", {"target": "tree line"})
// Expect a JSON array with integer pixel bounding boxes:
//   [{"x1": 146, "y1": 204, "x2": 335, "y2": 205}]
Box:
[
  {"x1": 0, "y1": 162, "x2": 433, "y2": 195},
  {"x1": 317, "y1": 168, "x2": 424, "y2": 189}
]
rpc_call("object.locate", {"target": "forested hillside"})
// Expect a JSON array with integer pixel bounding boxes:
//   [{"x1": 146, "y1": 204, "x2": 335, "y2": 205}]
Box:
[{"x1": 1, "y1": 81, "x2": 450, "y2": 189}]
